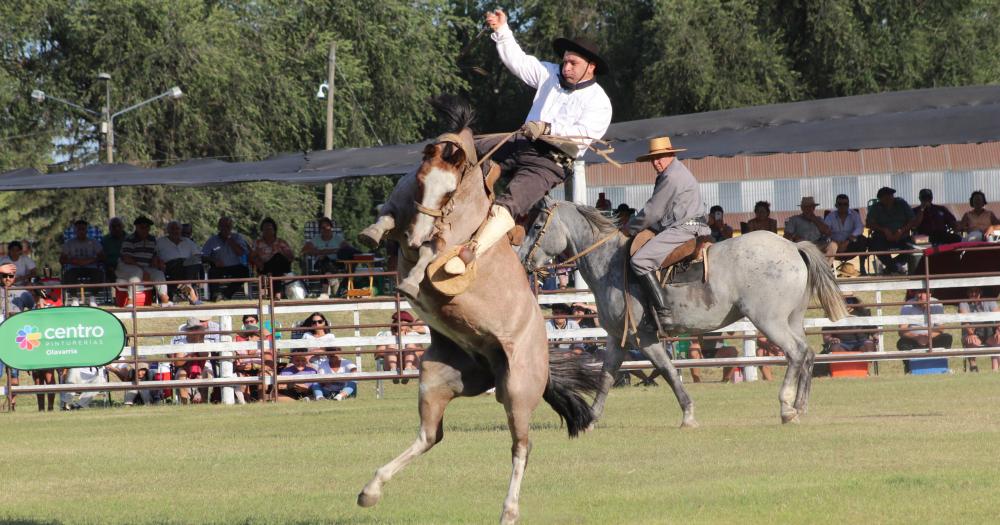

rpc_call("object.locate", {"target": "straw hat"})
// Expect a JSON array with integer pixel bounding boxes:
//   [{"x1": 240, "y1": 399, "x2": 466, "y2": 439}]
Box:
[
  {"x1": 636, "y1": 136, "x2": 686, "y2": 162},
  {"x1": 799, "y1": 196, "x2": 819, "y2": 207},
  {"x1": 426, "y1": 245, "x2": 477, "y2": 297}
]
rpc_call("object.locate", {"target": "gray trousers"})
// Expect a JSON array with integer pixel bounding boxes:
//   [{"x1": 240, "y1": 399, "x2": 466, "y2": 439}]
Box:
[
  {"x1": 631, "y1": 224, "x2": 710, "y2": 275},
  {"x1": 475, "y1": 136, "x2": 570, "y2": 217}
]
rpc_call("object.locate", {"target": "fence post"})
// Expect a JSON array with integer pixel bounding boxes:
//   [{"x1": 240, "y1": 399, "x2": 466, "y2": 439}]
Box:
[
  {"x1": 742, "y1": 330, "x2": 758, "y2": 381},
  {"x1": 219, "y1": 315, "x2": 235, "y2": 405}
]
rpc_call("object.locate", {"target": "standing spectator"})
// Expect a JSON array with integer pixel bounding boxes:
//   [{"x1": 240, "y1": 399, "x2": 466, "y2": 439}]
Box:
[
  {"x1": 301, "y1": 217, "x2": 344, "y2": 299},
  {"x1": 958, "y1": 287, "x2": 1000, "y2": 372},
  {"x1": 958, "y1": 191, "x2": 1000, "y2": 242},
  {"x1": 278, "y1": 350, "x2": 324, "y2": 401},
  {"x1": 2, "y1": 265, "x2": 33, "y2": 313},
  {"x1": 707, "y1": 205, "x2": 733, "y2": 242},
  {"x1": 202, "y1": 216, "x2": 251, "y2": 301},
  {"x1": 912, "y1": 188, "x2": 961, "y2": 245},
  {"x1": 897, "y1": 290, "x2": 951, "y2": 373},
  {"x1": 824, "y1": 194, "x2": 868, "y2": 276},
  {"x1": 744, "y1": 201, "x2": 777, "y2": 233},
  {"x1": 102, "y1": 217, "x2": 127, "y2": 281},
  {"x1": 374, "y1": 311, "x2": 425, "y2": 384},
  {"x1": 155, "y1": 221, "x2": 203, "y2": 305},
  {"x1": 0, "y1": 240, "x2": 37, "y2": 285},
  {"x1": 60, "y1": 220, "x2": 106, "y2": 285},
  {"x1": 171, "y1": 318, "x2": 211, "y2": 404},
  {"x1": 867, "y1": 187, "x2": 920, "y2": 275},
  {"x1": 784, "y1": 197, "x2": 838, "y2": 256}
]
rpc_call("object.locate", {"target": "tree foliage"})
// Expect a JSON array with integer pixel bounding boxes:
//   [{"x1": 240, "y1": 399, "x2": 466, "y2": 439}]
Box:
[{"x1": 1, "y1": 0, "x2": 998, "y2": 267}]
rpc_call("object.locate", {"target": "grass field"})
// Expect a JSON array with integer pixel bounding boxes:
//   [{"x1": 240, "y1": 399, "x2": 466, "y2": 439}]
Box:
[{"x1": 2, "y1": 370, "x2": 1000, "y2": 524}]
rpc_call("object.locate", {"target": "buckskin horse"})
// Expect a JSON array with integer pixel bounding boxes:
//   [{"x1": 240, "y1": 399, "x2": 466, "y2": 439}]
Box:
[
  {"x1": 356, "y1": 100, "x2": 600, "y2": 524},
  {"x1": 518, "y1": 199, "x2": 849, "y2": 426}
]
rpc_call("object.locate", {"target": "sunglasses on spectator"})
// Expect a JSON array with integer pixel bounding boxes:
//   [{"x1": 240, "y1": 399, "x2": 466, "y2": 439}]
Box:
[
  {"x1": 1, "y1": 274, "x2": 14, "y2": 279},
  {"x1": 309, "y1": 318, "x2": 326, "y2": 325}
]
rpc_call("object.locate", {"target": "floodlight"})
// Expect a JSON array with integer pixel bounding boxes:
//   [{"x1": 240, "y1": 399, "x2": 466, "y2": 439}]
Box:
[{"x1": 316, "y1": 82, "x2": 329, "y2": 100}]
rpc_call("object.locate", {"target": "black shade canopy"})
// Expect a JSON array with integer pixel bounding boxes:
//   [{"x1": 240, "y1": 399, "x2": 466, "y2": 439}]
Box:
[{"x1": 3, "y1": 85, "x2": 999, "y2": 191}]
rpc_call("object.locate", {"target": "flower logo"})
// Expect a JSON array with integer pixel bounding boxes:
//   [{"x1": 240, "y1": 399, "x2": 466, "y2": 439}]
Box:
[{"x1": 15, "y1": 325, "x2": 41, "y2": 351}]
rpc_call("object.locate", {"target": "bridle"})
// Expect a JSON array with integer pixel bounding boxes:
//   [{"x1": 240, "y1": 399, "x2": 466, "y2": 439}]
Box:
[
  {"x1": 523, "y1": 202, "x2": 621, "y2": 275},
  {"x1": 412, "y1": 133, "x2": 477, "y2": 222}
]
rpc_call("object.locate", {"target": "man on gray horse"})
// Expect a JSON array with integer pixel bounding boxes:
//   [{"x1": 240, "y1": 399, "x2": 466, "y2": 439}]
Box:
[
  {"x1": 625, "y1": 136, "x2": 710, "y2": 327},
  {"x1": 443, "y1": 8, "x2": 613, "y2": 276}
]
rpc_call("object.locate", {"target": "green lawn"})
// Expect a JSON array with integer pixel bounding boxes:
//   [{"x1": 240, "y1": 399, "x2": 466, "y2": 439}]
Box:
[{"x1": 2, "y1": 371, "x2": 999, "y2": 524}]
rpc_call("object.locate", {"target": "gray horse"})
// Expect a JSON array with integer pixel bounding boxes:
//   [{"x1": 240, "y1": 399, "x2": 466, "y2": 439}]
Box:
[{"x1": 518, "y1": 200, "x2": 848, "y2": 425}]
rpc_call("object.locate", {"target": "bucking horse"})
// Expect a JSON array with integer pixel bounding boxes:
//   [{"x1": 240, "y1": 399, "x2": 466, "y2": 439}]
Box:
[{"x1": 356, "y1": 99, "x2": 600, "y2": 524}]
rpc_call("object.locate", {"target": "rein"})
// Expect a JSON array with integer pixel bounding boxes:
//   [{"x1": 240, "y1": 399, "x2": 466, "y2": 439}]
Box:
[{"x1": 525, "y1": 203, "x2": 621, "y2": 274}]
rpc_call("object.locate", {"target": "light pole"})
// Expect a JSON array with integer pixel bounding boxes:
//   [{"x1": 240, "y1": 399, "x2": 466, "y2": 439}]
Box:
[{"x1": 32, "y1": 74, "x2": 183, "y2": 218}]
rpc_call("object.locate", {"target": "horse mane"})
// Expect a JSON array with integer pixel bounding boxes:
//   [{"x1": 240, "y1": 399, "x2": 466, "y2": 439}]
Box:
[
  {"x1": 430, "y1": 94, "x2": 475, "y2": 134},
  {"x1": 572, "y1": 203, "x2": 619, "y2": 235}
]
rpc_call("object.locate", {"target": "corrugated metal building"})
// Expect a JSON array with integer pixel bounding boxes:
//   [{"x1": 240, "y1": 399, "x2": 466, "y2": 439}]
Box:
[{"x1": 581, "y1": 141, "x2": 1000, "y2": 226}]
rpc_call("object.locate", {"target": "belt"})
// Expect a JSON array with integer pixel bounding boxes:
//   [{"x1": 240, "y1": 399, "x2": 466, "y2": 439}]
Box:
[{"x1": 681, "y1": 217, "x2": 707, "y2": 226}]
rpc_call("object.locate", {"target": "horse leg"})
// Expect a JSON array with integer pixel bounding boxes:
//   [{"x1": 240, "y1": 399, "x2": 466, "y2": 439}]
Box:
[
  {"x1": 496, "y1": 341, "x2": 546, "y2": 525},
  {"x1": 794, "y1": 342, "x2": 815, "y2": 415},
  {"x1": 589, "y1": 336, "x2": 625, "y2": 427},
  {"x1": 359, "y1": 214, "x2": 395, "y2": 249},
  {"x1": 358, "y1": 340, "x2": 491, "y2": 508},
  {"x1": 397, "y1": 243, "x2": 434, "y2": 298},
  {"x1": 636, "y1": 332, "x2": 697, "y2": 428},
  {"x1": 755, "y1": 320, "x2": 804, "y2": 424}
]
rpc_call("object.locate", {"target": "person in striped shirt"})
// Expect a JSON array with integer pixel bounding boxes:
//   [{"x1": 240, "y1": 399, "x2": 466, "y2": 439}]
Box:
[{"x1": 115, "y1": 216, "x2": 172, "y2": 306}]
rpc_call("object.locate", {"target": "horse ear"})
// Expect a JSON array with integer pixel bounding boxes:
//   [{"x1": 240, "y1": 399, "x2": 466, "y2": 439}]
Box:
[{"x1": 422, "y1": 143, "x2": 439, "y2": 160}]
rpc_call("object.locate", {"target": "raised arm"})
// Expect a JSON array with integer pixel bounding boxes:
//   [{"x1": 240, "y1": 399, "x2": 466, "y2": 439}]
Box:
[{"x1": 488, "y1": 10, "x2": 551, "y2": 89}]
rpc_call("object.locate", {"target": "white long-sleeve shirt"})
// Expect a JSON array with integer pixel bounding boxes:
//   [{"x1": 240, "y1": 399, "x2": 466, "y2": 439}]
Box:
[{"x1": 492, "y1": 25, "x2": 612, "y2": 158}]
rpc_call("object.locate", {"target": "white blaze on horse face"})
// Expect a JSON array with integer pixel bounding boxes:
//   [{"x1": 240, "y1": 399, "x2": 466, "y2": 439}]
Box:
[{"x1": 409, "y1": 165, "x2": 457, "y2": 248}]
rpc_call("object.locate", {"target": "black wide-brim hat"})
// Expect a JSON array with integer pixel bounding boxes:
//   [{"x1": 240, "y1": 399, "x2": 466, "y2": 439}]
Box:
[{"x1": 552, "y1": 37, "x2": 609, "y2": 75}]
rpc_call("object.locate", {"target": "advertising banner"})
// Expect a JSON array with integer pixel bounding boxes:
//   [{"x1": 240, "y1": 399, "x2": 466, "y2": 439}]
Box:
[{"x1": 0, "y1": 307, "x2": 127, "y2": 370}]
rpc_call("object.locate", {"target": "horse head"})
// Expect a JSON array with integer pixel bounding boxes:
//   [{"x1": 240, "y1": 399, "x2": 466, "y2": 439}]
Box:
[
  {"x1": 408, "y1": 139, "x2": 470, "y2": 248},
  {"x1": 517, "y1": 198, "x2": 571, "y2": 273}
]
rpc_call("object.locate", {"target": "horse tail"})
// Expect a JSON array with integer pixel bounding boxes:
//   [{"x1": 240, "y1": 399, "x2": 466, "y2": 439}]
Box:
[
  {"x1": 796, "y1": 241, "x2": 849, "y2": 322},
  {"x1": 429, "y1": 94, "x2": 474, "y2": 133},
  {"x1": 543, "y1": 350, "x2": 602, "y2": 438}
]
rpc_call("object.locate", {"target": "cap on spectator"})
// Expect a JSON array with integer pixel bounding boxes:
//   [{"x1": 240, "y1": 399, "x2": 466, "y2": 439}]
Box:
[
  {"x1": 391, "y1": 311, "x2": 414, "y2": 323},
  {"x1": 876, "y1": 187, "x2": 896, "y2": 198},
  {"x1": 918, "y1": 188, "x2": 933, "y2": 200},
  {"x1": 183, "y1": 317, "x2": 204, "y2": 331},
  {"x1": 133, "y1": 216, "x2": 154, "y2": 226}
]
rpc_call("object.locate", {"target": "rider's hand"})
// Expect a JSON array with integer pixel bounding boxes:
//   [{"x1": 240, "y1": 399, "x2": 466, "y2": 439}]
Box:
[
  {"x1": 521, "y1": 120, "x2": 549, "y2": 141},
  {"x1": 485, "y1": 9, "x2": 507, "y2": 31}
]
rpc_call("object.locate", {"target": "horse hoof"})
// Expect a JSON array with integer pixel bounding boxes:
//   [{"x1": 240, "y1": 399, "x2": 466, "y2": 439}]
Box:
[
  {"x1": 397, "y1": 281, "x2": 420, "y2": 298},
  {"x1": 584, "y1": 422, "x2": 596, "y2": 433},
  {"x1": 680, "y1": 419, "x2": 700, "y2": 429},
  {"x1": 781, "y1": 413, "x2": 800, "y2": 424},
  {"x1": 358, "y1": 227, "x2": 383, "y2": 249},
  {"x1": 357, "y1": 488, "x2": 381, "y2": 508}
]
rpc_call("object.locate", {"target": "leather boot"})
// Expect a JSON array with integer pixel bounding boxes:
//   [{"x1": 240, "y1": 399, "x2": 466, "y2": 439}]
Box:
[
  {"x1": 637, "y1": 271, "x2": 671, "y2": 328},
  {"x1": 443, "y1": 204, "x2": 515, "y2": 275}
]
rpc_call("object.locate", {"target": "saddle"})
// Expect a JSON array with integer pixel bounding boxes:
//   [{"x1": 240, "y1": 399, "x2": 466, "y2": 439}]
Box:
[{"x1": 629, "y1": 229, "x2": 713, "y2": 284}]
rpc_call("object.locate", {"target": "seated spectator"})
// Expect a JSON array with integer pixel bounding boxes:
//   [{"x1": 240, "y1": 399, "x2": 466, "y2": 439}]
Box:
[
  {"x1": 116, "y1": 216, "x2": 172, "y2": 307},
  {"x1": 707, "y1": 205, "x2": 733, "y2": 242},
  {"x1": 233, "y1": 313, "x2": 274, "y2": 402},
  {"x1": 170, "y1": 317, "x2": 211, "y2": 404},
  {"x1": 301, "y1": 217, "x2": 345, "y2": 298},
  {"x1": 202, "y1": 216, "x2": 251, "y2": 301},
  {"x1": 1, "y1": 240, "x2": 37, "y2": 285},
  {"x1": 687, "y1": 333, "x2": 740, "y2": 383},
  {"x1": 155, "y1": 221, "x2": 202, "y2": 305},
  {"x1": 784, "y1": 197, "x2": 837, "y2": 257},
  {"x1": 59, "y1": 367, "x2": 106, "y2": 410},
  {"x1": 744, "y1": 201, "x2": 777, "y2": 233},
  {"x1": 755, "y1": 336, "x2": 784, "y2": 381},
  {"x1": 315, "y1": 352, "x2": 358, "y2": 401},
  {"x1": 958, "y1": 191, "x2": 1000, "y2": 242},
  {"x1": 817, "y1": 296, "x2": 878, "y2": 376},
  {"x1": 958, "y1": 286, "x2": 1000, "y2": 373},
  {"x1": 106, "y1": 360, "x2": 152, "y2": 406},
  {"x1": 912, "y1": 188, "x2": 961, "y2": 245},
  {"x1": 278, "y1": 350, "x2": 325, "y2": 401},
  {"x1": 250, "y1": 217, "x2": 295, "y2": 285},
  {"x1": 181, "y1": 223, "x2": 194, "y2": 239},
  {"x1": 867, "y1": 186, "x2": 920, "y2": 275},
  {"x1": 823, "y1": 194, "x2": 868, "y2": 276},
  {"x1": 545, "y1": 303, "x2": 585, "y2": 352},
  {"x1": 897, "y1": 290, "x2": 951, "y2": 373},
  {"x1": 170, "y1": 315, "x2": 221, "y2": 344},
  {"x1": 375, "y1": 311, "x2": 425, "y2": 384},
  {"x1": 60, "y1": 221, "x2": 105, "y2": 286},
  {"x1": 595, "y1": 192, "x2": 612, "y2": 212},
  {"x1": 102, "y1": 217, "x2": 127, "y2": 281}
]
